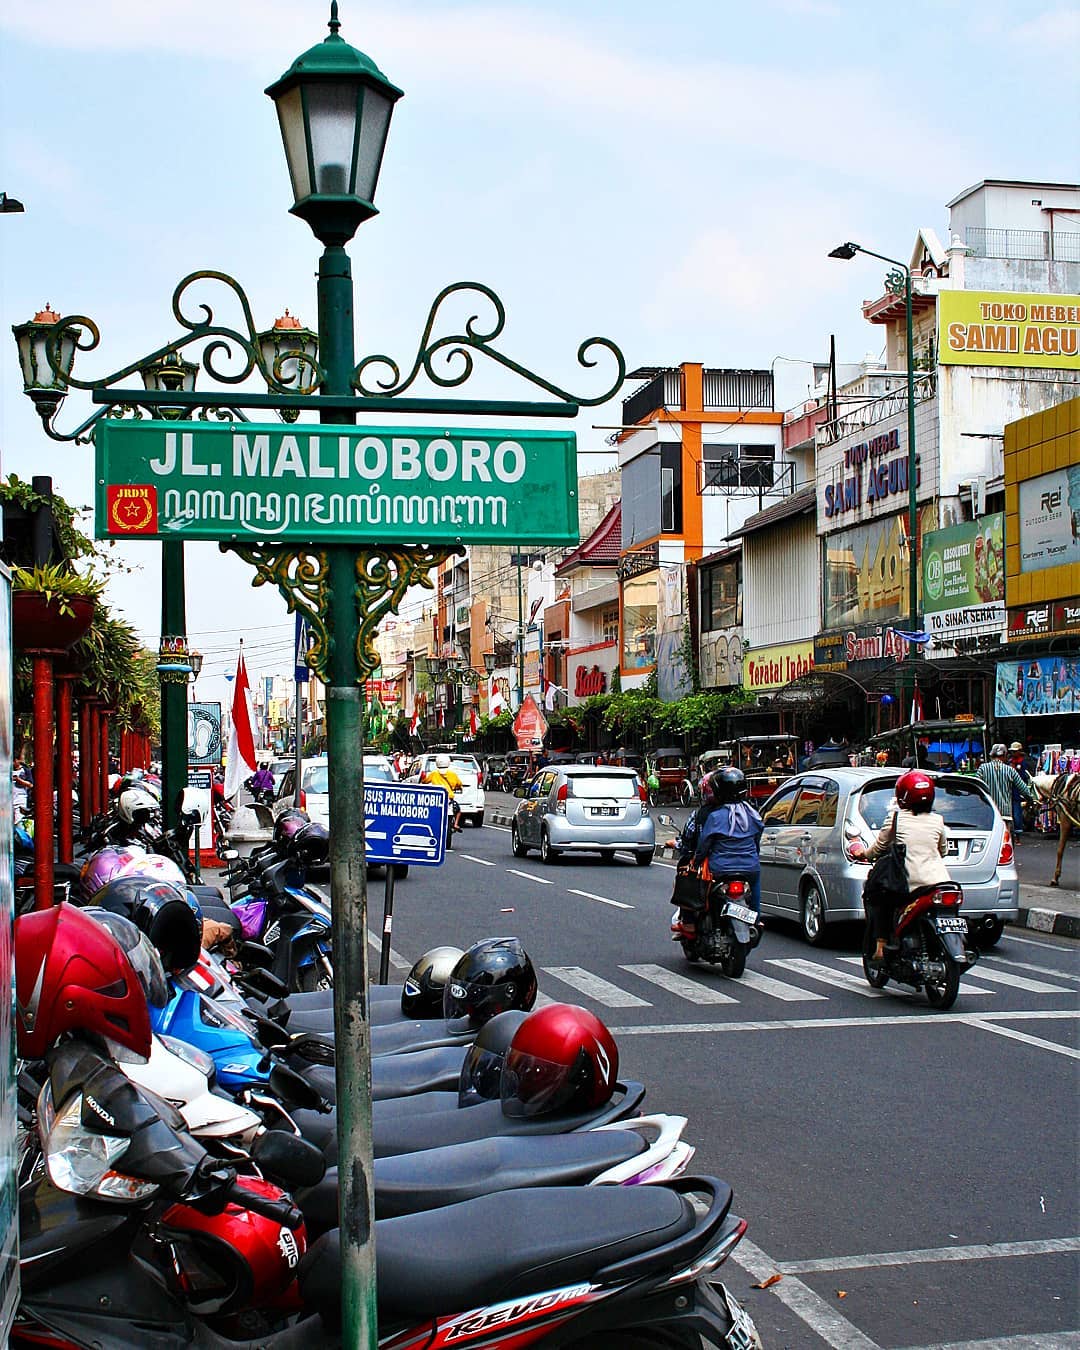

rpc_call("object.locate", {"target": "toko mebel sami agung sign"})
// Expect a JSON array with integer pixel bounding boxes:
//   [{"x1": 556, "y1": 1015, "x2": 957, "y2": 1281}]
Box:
[{"x1": 95, "y1": 420, "x2": 578, "y2": 545}]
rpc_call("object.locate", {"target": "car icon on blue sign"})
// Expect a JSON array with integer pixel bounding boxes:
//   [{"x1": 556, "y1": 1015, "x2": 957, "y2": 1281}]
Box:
[{"x1": 392, "y1": 823, "x2": 439, "y2": 856}]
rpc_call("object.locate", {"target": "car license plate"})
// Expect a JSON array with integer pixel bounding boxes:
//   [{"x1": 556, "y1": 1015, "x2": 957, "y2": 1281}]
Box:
[
  {"x1": 591, "y1": 806, "x2": 618, "y2": 816},
  {"x1": 722, "y1": 902, "x2": 759, "y2": 926},
  {"x1": 944, "y1": 839, "x2": 960, "y2": 856},
  {"x1": 934, "y1": 915, "x2": 967, "y2": 933},
  {"x1": 719, "y1": 1285, "x2": 758, "y2": 1350}
]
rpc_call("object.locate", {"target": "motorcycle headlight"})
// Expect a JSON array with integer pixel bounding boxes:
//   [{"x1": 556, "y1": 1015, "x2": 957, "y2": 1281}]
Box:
[
  {"x1": 160, "y1": 1035, "x2": 215, "y2": 1080},
  {"x1": 43, "y1": 1089, "x2": 157, "y2": 1202}
]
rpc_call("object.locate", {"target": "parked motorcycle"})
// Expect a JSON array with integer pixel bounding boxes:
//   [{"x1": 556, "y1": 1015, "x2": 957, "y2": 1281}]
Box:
[{"x1": 861, "y1": 881, "x2": 978, "y2": 1009}]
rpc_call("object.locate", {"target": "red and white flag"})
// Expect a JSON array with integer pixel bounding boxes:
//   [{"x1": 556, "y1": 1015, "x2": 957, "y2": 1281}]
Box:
[
  {"x1": 437, "y1": 704, "x2": 445, "y2": 728},
  {"x1": 469, "y1": 706, "x2": 479, "y2": 738},
  {"x1": 488, "y1": 674, "x2": 505, "y2": 717},
  {"x1": 909, "y1": 680, "x2": 924, "y2": 725},
  {"x1": 224, "y1": 645, "x2": 257, "y2": 800},
  {"x1": 409, "y1": 704, "x2": 419, "y2": 736}
]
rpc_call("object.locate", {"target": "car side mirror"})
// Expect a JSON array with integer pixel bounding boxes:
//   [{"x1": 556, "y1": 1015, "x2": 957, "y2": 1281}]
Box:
[
  {"x1": 514, "y1": 787, "x2": 526, "y2": 798},
  {"x1": 658, "y1": 814, "x2": 675, "y2": 828}
]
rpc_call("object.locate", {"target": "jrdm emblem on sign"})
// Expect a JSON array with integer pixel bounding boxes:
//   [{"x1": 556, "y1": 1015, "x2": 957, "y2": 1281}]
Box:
[{"x1": 106, "y1": 484, "x2": 158, "y2": 534}]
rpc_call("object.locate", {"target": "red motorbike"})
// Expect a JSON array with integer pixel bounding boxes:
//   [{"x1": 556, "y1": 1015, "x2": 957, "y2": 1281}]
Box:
[{"x1": 862, "y1": 882, "x2": 979, "y2": 1010}]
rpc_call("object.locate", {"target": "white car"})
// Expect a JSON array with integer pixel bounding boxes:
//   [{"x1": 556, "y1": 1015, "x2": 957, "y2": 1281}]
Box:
[
  {"x1": 273, "y1": 755, "x2": 400, "y2": 831},
  {"x1": 391, "y1": 823, "x2": 439, "y2": 857},
  {"x1": 404, "y1": 753, "x2": 486, "y2": 827}
]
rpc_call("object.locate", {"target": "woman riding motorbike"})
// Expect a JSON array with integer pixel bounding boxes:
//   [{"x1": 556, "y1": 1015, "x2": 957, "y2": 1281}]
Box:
[
  {"x1": 689, "y1": 767, "x2": 765, "y2": 926},
  {"x1": 425, "y1": 753, "x2": 464, "y2": 835},
  {"x1": 850, "y1": 769, "x2": 950, "y2": 961}
]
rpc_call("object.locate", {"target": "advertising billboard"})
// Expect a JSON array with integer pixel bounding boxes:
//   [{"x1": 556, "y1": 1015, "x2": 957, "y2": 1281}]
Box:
[
  {"x1": 939, "y1": 291, "x2": 1080, "y2": 371},
  {"x1": 995, "y1": 656, "x2": 1080, "y2": 718},
  {"x1": 822, "y1": 505, "x2": 935, "y2": 631},
  {"x1": 743, "y1": 640, "x2": 815, "y2": 693},
  {"x1": 922, "y1": 513, "x2": 1005, "y2": 638},
  {"x1": 1018, "y1": 466, "x2": 1080, "y2": 574}
]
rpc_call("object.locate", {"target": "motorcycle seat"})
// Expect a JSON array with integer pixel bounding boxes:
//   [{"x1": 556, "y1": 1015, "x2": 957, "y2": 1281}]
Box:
[
  {"x1": 373, "y1": 1090, "x2": 459, "y2": 1121},
  {"x1": 301, "y1": 1183, "x2": 698, "y2": 1325},
  {"x1": 371, "y1": 1045, "x2": 467, "y2": 1101},
  {"x1": 371, "y1": 1019, "x2": 476, "y2": 1058}
]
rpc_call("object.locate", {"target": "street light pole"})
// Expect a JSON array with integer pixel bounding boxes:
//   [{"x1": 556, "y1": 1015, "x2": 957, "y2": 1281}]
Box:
[
  {"x1": 516, "y1": 547, "x2": 525, "y2": 708},
  {"x1": 829, "y1": 242, "x2": 920, "y2": 687}
]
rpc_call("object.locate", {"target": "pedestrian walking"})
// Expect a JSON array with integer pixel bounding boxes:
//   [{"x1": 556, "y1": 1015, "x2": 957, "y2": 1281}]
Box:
[
  {"x1": 1007, "y1": 740, "x2": 1034, "y2": 835},
  {"x1": 976, "y1": 743, "x2": 1038, "y2": 834}
]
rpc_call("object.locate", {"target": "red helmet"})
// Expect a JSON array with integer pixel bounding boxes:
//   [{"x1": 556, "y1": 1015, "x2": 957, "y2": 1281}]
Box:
[
  {"x1": 501, "y1": 1003, "x2": 618, "y2": 1119},
  {"x1": 160, "y1": 1178, "x2": 307, "y2": 1315},
  {"x1": 14, "y1": 903, "x2": 152, "y2": 1062},
  {"x1": 896, "y1": 770, "x2": 935, "y2": 813}
]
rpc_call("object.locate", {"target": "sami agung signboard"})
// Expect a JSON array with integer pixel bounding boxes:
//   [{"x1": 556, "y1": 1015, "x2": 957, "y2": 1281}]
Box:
[
  {"x1": 938, "y1": 291, "x2": 1080, "y2": 371},
  {"x1": 96, "y1": 421, "x2": 578, "y2": 545},
  {"x1": 921, "y1": 514, "x2": 1005, "y2": 638}
]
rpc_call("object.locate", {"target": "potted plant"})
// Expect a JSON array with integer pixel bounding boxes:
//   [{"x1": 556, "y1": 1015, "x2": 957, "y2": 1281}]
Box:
[{"x1": 12, "y1": 563, "x2": 102, "y2": 651}]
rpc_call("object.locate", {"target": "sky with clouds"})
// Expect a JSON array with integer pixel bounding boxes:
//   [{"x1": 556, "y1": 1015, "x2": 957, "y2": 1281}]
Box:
[{"x1": 1, "y1": 0, "x2": 1077, "y2": 709}]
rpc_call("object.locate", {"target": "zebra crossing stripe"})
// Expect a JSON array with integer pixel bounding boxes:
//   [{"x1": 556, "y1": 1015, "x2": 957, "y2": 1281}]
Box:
[
  {"x1": 543, "y1": 966, "x2": 651, "y2": 1007},
  {"x1": 949, "y1": 965, "x2": 1074, "y2": 995},
  {"x1": 736, "y1": 969, "x2": 828, "y2": 1002},
  {"x1": 620, "y1": 963, "x2": 738, "y2": 1004},
  {"x1": 766, "y1": 958, "x2": 887, "y2": 998}
]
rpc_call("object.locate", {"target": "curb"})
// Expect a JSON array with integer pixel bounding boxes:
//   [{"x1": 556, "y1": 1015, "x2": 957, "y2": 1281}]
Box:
[{"x1": 1010, "y1": 907, "x2": 1080, "y2": 940}]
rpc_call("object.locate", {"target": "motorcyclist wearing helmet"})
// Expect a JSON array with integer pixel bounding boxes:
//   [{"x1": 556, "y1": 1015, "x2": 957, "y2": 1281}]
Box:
[
  {"x1": 425, "y1": 753, "x2": 464, "y2": 834},
  {"x1": 850, "y1": 769, "x2": 951, "y2": 962},
  {"x1": 691, "y1": 767, "x2": 765, "y2": 922}
]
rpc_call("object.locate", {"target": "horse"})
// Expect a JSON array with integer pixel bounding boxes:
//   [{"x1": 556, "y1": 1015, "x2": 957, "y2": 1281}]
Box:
[{"x1": 1031, "y1": 773, "x2": 1080, "y2": 888}]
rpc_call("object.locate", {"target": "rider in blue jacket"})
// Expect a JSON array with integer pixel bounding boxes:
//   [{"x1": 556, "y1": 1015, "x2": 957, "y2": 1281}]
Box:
[{"x1": 694, "y1": 767, "x2": 765, "y2": 913}]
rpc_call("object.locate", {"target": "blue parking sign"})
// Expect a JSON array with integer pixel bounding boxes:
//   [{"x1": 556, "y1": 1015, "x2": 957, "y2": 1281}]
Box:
[{"x1": 364, "y1": 782, "x2": 448, "y2": 867}]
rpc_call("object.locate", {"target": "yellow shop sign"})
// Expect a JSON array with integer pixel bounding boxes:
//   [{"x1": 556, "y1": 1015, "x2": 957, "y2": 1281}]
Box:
[
  {"x1": 744, "y1": 640, "x2": 815, "y2": 692},
  {"x1": 939, "y1": 290, "x2": 1080, "y2": 371}
]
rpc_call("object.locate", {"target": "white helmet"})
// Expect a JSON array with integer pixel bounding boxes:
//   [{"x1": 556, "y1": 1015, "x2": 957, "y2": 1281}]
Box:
[
  {"x1": 118, "y1": 787, "x2": 159, "y2": 827},
  {"x1": 435, "y1": 753, "x2": 451, "y2": 769}
]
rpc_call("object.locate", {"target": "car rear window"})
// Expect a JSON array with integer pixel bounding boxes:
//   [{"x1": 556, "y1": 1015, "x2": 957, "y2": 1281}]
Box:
[
  {"x1": 857, "y1": 779, "x2": 995, "y2": 832},
  {"x1": 568, "y1": 774, "x2": 638, "y2": 800},
  {"x1": 303, "y1": 766, "x2": 328, "y2": 794}
]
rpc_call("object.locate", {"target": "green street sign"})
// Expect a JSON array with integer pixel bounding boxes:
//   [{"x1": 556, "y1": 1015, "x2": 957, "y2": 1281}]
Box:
[{"x1": 95, "y1": 419, "x2": 578, "y2": 545}]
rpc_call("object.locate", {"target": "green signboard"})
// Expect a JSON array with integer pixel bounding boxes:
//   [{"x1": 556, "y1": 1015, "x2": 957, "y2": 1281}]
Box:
[
  {"x1": 96, "y1": 420, "x2": 578, "y2": 545},
  {"x1": 921, "y1": 512, "x2": 1005, "y2": 639}
]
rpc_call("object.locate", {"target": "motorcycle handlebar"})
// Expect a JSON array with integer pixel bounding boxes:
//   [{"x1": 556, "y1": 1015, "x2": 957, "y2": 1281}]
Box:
[{"x1": 226, "y1": 1180, "x2": 304, "y2": 1231}]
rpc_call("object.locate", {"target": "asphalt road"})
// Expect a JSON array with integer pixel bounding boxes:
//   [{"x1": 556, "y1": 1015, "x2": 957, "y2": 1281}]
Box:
[{"x1": 370, "y1": 816, "x2": 1080, "y2": 1350}]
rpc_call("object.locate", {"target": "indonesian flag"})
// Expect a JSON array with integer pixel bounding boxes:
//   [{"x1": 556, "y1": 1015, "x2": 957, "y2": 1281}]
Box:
[
  {"x1": 437, "y1": 704, "x2": 445, "y2": 728},
  {"x1": 409, "y1": 704, "x2": 419, "y2": 736},
  {"x1": 469, "y1": 707, "x2": 479, "y2": 738},
  {"x1": 909, "y1": 680, "x2": 924, "y2": 725},
  {"x1": 224, "y1": 646, "x2": 257, "y2": 800},
  {"x1": 488, "y1": 674, "x2": 505, "y2": 717}
]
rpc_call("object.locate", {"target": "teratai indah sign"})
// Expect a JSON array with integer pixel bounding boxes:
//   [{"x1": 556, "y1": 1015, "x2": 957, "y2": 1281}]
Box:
[{"x1": 95, "y1": 420, "x2": 578, "y2": 545}]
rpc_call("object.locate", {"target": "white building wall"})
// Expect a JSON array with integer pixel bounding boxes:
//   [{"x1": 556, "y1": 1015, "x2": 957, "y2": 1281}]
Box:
[{"x1": 742, "y1": 514, "x2": 820, "y2": 649}]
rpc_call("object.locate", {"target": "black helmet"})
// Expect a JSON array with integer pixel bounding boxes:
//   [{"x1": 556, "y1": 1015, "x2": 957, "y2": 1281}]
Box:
[
  {"x1": 443, "y1": 937, "x2": 538, "y2": 1028},
  {"x1": 92, "y1": 876, "x2": 202, "y2": 974},
  {"x1": 710, "y1": 766, "x2": 747, "y2": 804},
  {"x1": 401, "y1": 945, "x2": 464, "y2": 1018},
  {"x1": 293, "y1": 821, "x2": 330, "y2": 865},
  {"x1": 457, "y1": 1009, "x2": 528, "y2": 1107},
  {"x1": 82, "y1": 907, "x2": 170, "y2": 1008},
  {"x1": 273, "y1": 808, "x2": 311, "y2": 848}
]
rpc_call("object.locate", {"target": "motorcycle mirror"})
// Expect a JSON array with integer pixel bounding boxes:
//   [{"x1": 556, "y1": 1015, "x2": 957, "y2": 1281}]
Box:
[
  {"x1": 239, "y1": 968, "x2": 291, "y2": 1002},
  {"x1": 247, "y1": 1010, "x2": 292, "y2": 1048},
  {"x1": 658, "y1": 814, "x2": 676, "y2": 827},
  {"x1": 269, "y1": 1063, "x2": 328, "y2": 1113},
  {"x1": 219, "y1": 848, "x2": 240, "y2": 861},
  {"x1": 251, "y1": 1128, "x2": 326, "y2": 1189},
  {"x1": 238, "y1": 941, "x2": 275, "y2": 971}
]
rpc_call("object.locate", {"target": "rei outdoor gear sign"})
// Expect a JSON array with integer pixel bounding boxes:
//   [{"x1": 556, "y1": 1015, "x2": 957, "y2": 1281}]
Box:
[
  {"x1": 501, "y1": 1002, "x2": 619, "y2": 1119},
  {"x1": 895, "y1": 769, "x2": 935, "y2": 813},
  {"x1": 457, "y1": 1009, "x2": 529, "y2": 1107},
  {"x1": 710, "y1": 767, "x2": 748, "y2": 804},
  {"x1": 93, "y1": 876, "x2": 203, "y2": 974},
  {"x1": 401, "y1": 945, "x2": 464, "y2": 1018},
  {"x1": 442, "y1": 937, "x2": 538, "y2": 1027},
  {"x1": 13, "y1": 901, "x2": 153, "y2": 1062}
]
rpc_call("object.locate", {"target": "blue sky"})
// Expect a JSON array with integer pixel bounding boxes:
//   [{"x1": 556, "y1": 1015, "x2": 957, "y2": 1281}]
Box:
[{"x1": 2, "y1": 0, "x2": 1077, "y2": 706}]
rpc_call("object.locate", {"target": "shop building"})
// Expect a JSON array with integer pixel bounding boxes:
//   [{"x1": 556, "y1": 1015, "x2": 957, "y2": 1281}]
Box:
[{"x1": 553, "y1": 501, "x2": 622, "y2": 705}]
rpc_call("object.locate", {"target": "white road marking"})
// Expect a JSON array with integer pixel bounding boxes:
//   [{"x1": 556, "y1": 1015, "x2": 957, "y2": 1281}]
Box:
[
  {"x1": 736, "y1": 968, "x2": 828, "y2": 1001},
  {"x1": 653, "y1": 860, "x2": 677, "y2": 870},
  {"x1": 836, "y1": 956, "x2": 994, "y2": 996},
  {"x1": 950, "y1": 966, "x2": 1074, "y2": 994},
  {"x1": 1005, "y1": 932, "x2": 1075, "y2": 952},
  {"x1": 507, "y1": 869, "x2": 553, "y2": 885},
  {"x1": 543, "y1": 966, "x2": 651, "y2": 1007},
  {"x1": 568, "y1": 888, "x2": 633, "y2": 910},
  {"x1": 620, "y1": 963, "x2": 738, "y2": 1004},
  {"x1": 460, "y1": 853, "x2": 496, "y2": 866},
  {"x1": 365, "y1": 929, "x2": 410, "y2": 971},
  {"x1": 898, "y1": 1334, "x2": 1080, "y2": 1349},
  {"x1": 767, "y1": 957, "x2": 886, "y2": 998},
  {"x1": 488, "y1": 824, "x2": 512, "y2": 833},
  {"x1": 609, "y1": 1009, "x2": 1078, "y2": 1037},
  {"x1": 966, "y1": 1018, "x2": 1080, "y2": 1061},
  {"x1": 731, "y1": 1236, "x2": 880, "y2": 1350},
  {"x1": 984, "y1": 953, "x2": 1080, "y2": 983},
  {"x1": 779, "y1": 1235, "x2": 1080, "y2": 1274}
]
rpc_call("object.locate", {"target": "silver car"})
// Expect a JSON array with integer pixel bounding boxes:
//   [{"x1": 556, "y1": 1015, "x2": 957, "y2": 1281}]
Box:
[
  {"x1": 511, "y1": 765, "x2": 655, "y2": 865},
  {"x1": 758, "y1": 767, "x2": 1019, "y2": 947}
]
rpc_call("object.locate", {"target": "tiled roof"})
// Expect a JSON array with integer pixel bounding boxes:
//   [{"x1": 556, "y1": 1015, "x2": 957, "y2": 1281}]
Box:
[{"x1": 556, "y1": 501, "x2": 621, "y2": 573}]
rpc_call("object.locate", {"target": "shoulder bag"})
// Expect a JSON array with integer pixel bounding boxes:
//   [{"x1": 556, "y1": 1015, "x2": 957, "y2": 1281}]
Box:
[{"x1": 863, "y1": 814, "x2": 908, "y2": 911}]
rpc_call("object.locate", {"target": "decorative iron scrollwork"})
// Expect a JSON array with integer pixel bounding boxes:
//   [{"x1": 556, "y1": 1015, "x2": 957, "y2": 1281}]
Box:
[
  {"x1": 353, "y1": 281, "x2": 625, "y2": 407},
  {"x1": 353, "y1": 546, "x2": 459, "y2": 678}
]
